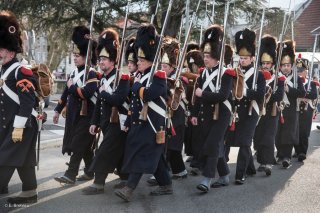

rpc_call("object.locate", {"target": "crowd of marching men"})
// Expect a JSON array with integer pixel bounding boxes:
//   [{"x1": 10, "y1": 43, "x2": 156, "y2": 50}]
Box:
[{"x1": 0, "y1": 9, "x2": 319, "y2": 205}]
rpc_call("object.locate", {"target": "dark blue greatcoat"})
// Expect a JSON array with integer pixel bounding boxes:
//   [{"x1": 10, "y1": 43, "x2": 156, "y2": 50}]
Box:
[
  {"x1": 191, "y1": 65, "x2": 234, "y2": 158},
  {"x1": 226, "y1": 65, "x2": 266, "y2": 147},
  {"x1": 254, "y1": 74, "x2": 285, "y2": 163},
  {"x1": 0, "y1": 58, "x2": 38, "y2": 167},
  {"x1": 55, "y1": 65, "x2": 98, "y2": 155},
  {"x1": 89, "y1": 69, "x2": 130, "y2": 173},
  {"x1": 276, "y1": 74, "x2": 306, "y2": 146},
  {"x1": 122, "y1": 68, "x2": 167, "y2": 174}
]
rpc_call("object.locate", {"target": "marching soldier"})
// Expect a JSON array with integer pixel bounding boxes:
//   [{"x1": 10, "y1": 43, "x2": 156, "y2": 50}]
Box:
[
  {"x1": 162, "y1": 37, "x2": 188, "y2": 179},
  {"x1": 53, "y1": 26, "x2": 98, "y2": 184},
  {"x1": 115, "y1": 24, "x2": 171, "y2": 202},
  {"x1": 81, "y1": 28, "x2": 131, "y2": 194},
  {"x1": 275, "y1": 41, "x2": 306, "y2": 168},
  {"x1": 294, "y1": 57, "x2": 318, "y2": 162},
  {"x1": 225, "y1": 28, "x2": 266, "y2": 185},
  {"x1": 253, "y1": 35, "x2": 285, "y2": 176},
  {"x1": 190, "y1": 25, "x2": 235, "y2": 192},
  {"x1": 125, "y1": 37, "x2": 138, "y2": 76},
  {"x1": 184, "y1": 50, "x2": 204, "y2": 166},
  {"x1": 0, "y1": 11, "x2": 38, "y2": 204}
]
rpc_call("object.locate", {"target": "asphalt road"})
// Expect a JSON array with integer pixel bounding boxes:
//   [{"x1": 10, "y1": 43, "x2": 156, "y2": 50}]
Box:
[{"x1": 1, "y1": 116, "x2": 320, "y2": 212}]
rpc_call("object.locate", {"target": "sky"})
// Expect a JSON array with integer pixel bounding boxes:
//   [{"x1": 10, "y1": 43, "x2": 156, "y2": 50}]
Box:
[{"x1": 268, "y1": 0, "x2": 307, "y2": 9}]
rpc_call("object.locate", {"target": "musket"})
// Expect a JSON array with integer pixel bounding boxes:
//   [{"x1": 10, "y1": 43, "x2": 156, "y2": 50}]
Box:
[
  {"x1": 110, "y1": 0, "x2": 131, "y2": 123},
  {"x1": 248, "y1": 6, "x2": 266, "y2": 116},
  {"x1": 139, "y1": 0, "x2": 174, "y2": 120},
  {"x1": 307, "y1": 34, "x2": 319, "y2": 91},
  {"x1": 150, "y1": 0, "x2": 160, "y2": 24},
  {"x1": 80, "y1": 0, "x2": 97, "y2": 116},
  {"x1": 213, "y1": 0, "x2": 231, "y2": 120},
  {"x1": 36, "y1": 100, "x2": 45, "y2": 170},
  {"x1": 168, "y1": 0, "x2": 202, "y2": 111}
]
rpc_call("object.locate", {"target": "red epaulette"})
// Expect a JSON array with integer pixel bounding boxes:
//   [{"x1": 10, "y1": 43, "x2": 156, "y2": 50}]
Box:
[
  {"x1": 20, "y1": 66, "x2": 33, "y2": 76},
  {"x1": 261, "y1": 70, "x2": 272, "y2": 80},
  {"x1": 121, "y1": 73, "x2": 130, "y2": 80},
  {"x1": 154, "y1": 70, "x2": 166, "y2": 79},
  {"x1": 313, "y1": 81, "x2": 320, "y2": 87},
  {"x1": 299, "y1": 76, "x2": 306, "y2": 83},
  {"x1": 199, "y1": 67, "x2": 205, "y2": 74},
  {"x1": 96, "y1": 71, "x2": 103, "y2": 80},
  {"x1": 180, "y1": 76, "x2": 189, "y2": 85},
  {"x1": 278, "y1": 76, "x2": 286, "y2": 81},
  {"x1": 224, "y1": 68, "x2": 236, "y2": 77}
]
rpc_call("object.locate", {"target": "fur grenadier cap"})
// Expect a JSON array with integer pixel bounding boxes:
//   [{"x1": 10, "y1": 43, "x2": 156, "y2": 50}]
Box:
[
  {"x1": 72, "y1": 25, "x2": 98, "y2": 65},
  {"x1": 235, "y1": 28, "x2": 256, "y2": 57},
  {"x1": 135, "y1": 24, "x2": 159, "y2": 62},
  {"x1": 278, "y1": 40, "x2": 295, "y2": 65},
  {"x1": 224, "y1": 44, "x2": 234, "y2": 67},
  {"x1": 296, "y1": 54, "x2": 309, "y2": 72},
  {"x1": 97, "y1": 28, "x2": 119, "y2": 62},
  {"x1": 186, "y1": 50, "x2": 204, "y2": 74},
  {"x1": 125, "y1": 37, "x2": 137, "y2": 64},
  {"x1": 260, "y1": 35, "x2": 277, "y2": 64},
  {"x1": 201, "y1": 24, "x2": 224, "y2": 60},
  {"x1": 187, "y1": 42, "x2": 200, "y2": 53},
  {"x1": 161, "y1": 37, "x2": 180, "y2": 67},
  {"x1": 0, "y1": 11, "x2": 22, "y2": 53}
]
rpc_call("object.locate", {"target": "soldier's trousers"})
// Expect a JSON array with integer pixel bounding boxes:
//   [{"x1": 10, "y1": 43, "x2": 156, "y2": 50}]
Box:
[
  {"x1": 257, "y1": 144, "x2": 275, "y2": 165},
  {"x1": 235, "y1": 146, "x2": 255, "y2": 179},
  {"x1": 202, "y1": 156, "x2": 229, "y2": 178},
  {"x1": 127, "y1": 155, "x2": 171, "y2": 189},
  {"x1": 0, "y1": 166, "x2": 37, "y2": 191},
  {"x1": 166, "y1": 150, "x2": 185, "y2": 174},
  {"x1": 277, "y1": 144, "x2": 294, "y2": 159},
  {"x1": 65, "y1": 148, "x2": 94, "y2": 180}
]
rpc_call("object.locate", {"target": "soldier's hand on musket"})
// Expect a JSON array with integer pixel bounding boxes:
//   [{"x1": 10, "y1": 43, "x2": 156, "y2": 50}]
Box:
[
  {"x1": 123, "y1": 126, "x2": 129, "y2": 133},
  {"x1": 89, "y1": 125, "x2": 97, "y2": 135},
  {"x1": 285, "y1": 84, "x2": 289, "y2": 93},
  {"x1": 53, "y1": 111, "x2": 59, "y2": 124},
  {"x1": 190, "y1": 117, "x2": 198, "y2": 126},
  {"x1": 99, "y1": 84, "x2": 106, "y2": 93},
  {"x1": 12, "y1": 128, "x2": 24, "y2": 143},
  {"x1": 67, "y1": 78, "x2": 73, "y2": 88},
  {"x1": 195, "y1": 88, "x2": 203, "y2": 97}
]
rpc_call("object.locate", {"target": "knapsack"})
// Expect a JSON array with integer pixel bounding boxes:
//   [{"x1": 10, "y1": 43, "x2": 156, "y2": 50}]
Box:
[{"x1": 31, "y1": 64, "x2": 54, "y2": 98}]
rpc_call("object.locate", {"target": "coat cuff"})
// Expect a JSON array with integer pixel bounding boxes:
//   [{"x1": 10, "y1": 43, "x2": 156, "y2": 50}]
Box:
[{"x1": 13, "y1": 115, "x2": 28, "y2": 128}]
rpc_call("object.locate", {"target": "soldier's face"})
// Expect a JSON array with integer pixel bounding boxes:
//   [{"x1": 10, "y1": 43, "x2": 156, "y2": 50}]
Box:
[
  {"x1": 161, "y1": 63, "x2": 174, "y2": 76},
  {"x1": 99, "y1": 57, "x2": 115, "y2": 73},
  {"x1": 280, "y1": 63, "x2": 292, "y2": 75},
  {"x1": 203, "y1": 53, "x2": 218, "y2": 69},
  {"x1": 128, "y1": 61, "x2": 137, "y2": 73},
  {"x1": 261, "y1": 62, "x2": 273, "y2": 71},
  {"x1": 239, "y1": 56, "x2": 253, "y2": 67},
  {"x1": 137, "y1": 58, "x2": 152, "y2": 72},
  {"x1": 0, "y1": 48, "x2": 15, "y2": 65},
  {"x1": 73, "y1": 53, "x2": 85, "y2": 67}
]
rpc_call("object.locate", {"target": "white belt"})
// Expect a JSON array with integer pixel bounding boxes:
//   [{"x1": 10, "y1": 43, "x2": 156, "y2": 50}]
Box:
[
  {"x1": 2, "y1": 83, "x2": 37, "y2": 117},
  {"x1": 252, "y1": 100, "x2": 259, "y2": 115},
  {"x1": 223, "y1": 100, "x2": 232, "y2": 113}
]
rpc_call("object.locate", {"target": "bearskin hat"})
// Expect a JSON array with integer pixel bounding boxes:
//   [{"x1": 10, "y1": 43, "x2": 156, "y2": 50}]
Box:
[
  {"x1": 72, "y1": 25, "x2": 98, "y2": 65},
  {"x1": 187, "y1": 42, "x2": 200, "y2": 53},
  {"x1": 278, "y1": 40, "x2": 295, "y2": 65},
  {"x1": 259, "y1": 35, "x2": 277, "y2": 64},
  {"x1": 0, "y1": 11, "x2": 22, "y2": 53},
  {"x1": 186, "y1": 50, "x2": 204, "y2": 73},
  {"x1": 201, "y1": 24, "x2": 224, "y2": 60},
  {"x1": 161, "y1": 37, "x2": 180, "y2": 67},
  {"x1": 296, "y1": 54, "x2": 309, "y2": 72},
  {"x1": 235, "y1": 28, "x2": 256, "y2": 57},
  {"x1": 135, "y1": 24, "x2": 159, "y2": 62},
  {"x1": 125, "y1": 37, "x2": 137, "y2": 64},
  {"x1": 224, "y1": 44, "x2": 234, "y2": 67},
  {"x1": 97, "y1": 28, "x2": 119, "y2": 62}
]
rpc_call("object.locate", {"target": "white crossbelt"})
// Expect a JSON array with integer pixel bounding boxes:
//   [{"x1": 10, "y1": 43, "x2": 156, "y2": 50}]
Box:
[
  {"x1": 266, "y1": 74, "x2": 275, "y2": 86},
  {"x1": 71, "y1": 69, "x2": 85, "y2": 87},
  {"x1": 101, "y1": 75, "x2": 115, "y2": 94},
  {"x1": 244, "y1": 67, "x2": 255, "y2": 89},
  {"x1": 1, "y1": 63, "x2": 37, "y2": 117},
  {"x1": 202, "y1": 68, "x2": 218, "y2": 92}
]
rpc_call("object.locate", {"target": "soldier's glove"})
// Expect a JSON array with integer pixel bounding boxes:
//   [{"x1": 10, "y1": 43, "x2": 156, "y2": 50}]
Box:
[{"x1": 12, "y1": 128, "x2": 24, "y2": 143}]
